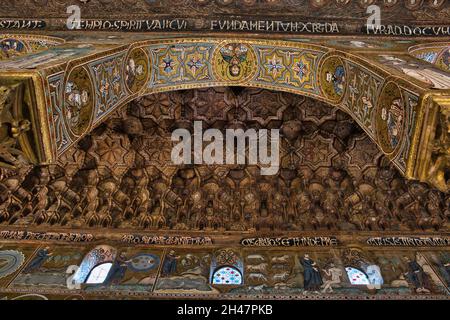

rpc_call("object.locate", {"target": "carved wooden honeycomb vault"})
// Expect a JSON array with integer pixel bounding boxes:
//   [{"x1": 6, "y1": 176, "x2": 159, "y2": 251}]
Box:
[{"x1": 0, "y1": 87, "x2": 448, "y2": 233}]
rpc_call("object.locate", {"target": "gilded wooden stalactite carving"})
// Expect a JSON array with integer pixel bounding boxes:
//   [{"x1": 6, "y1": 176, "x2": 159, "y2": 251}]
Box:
[{"x1": 0, "y1": 88, "x2": 448, "y2": 233}]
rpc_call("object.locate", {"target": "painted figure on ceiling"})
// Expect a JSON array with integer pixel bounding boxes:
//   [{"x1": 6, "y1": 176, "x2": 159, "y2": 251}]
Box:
[
  {"x1": 125, "y1": 58, "x2": 144, "y2": 88},
  {"x1": 162, "y1": 250, "x2": 180, "y2": 277},
  {"x1": 361, "y1": 96, "x2": 373, "y2": 119},
  {"x1": 0, "y1": 39, "x2": 25, "y2": 60},
  {"x1": 105, "y1": 253, "x2": 132, "y2": 285},
  {"x1": 382, "y1": 98, "x2": 403, "y2": 149},
  {"x1": 301, "y1": 253, "x2": 323, "y2": 294},
  {"x1": 399, "y1": 65, "x2": 450, "y2": 89},
  {"x1": 443, "y1": 261, "x2": 450, "y2": 286},
  {"x1": 23, "y1": 247, "x2": 52, "y2": 273},
  {"x1": 403, "y1": 256, "x2": 431, "y2": 294},
  {"x1": 65, "y1": 81, "x2": 89, "y2": 128},
  {"x1": 418, "y1": 51, "x2": 438, "y2": 64},
  {"x1": 321, "y1": 263, "x2": 343, "y2": 293},
  {"x1": 220, "y1": 44, "x2": 249, "y2": 78},
  {"x1": 379, "y1": 54, "x2": 450, "y2": 89},
  {"x1": 442, "y1": 49, "x2": 450, "y2": 70},
  {"x1": 325, "y1": 66, "x2": 345, "y2": 96}
]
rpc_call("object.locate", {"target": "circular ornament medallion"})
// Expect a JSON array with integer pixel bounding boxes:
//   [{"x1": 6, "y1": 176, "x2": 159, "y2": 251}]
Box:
[
  {"x1": 319, "y1": 56, "x2": 346, "y2": 103},
  {"x1": 64, "y1": 66, "x2": 94, "y2": 137},
  {"x1": 375, "y1": 82, "x2": 406, "y2": 155},
  {"x1": 212, "y1": 42, "x2": 257, "y2": 83},
  {"x1": 0, "y1": 39, "x2": 27, "y2": 60},
  {"x1": 124, "y1": 47, "x2": 150, "y2": 93}
]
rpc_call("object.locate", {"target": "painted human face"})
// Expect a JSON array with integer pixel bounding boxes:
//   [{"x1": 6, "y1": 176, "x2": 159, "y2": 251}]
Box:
[
  {"x1": 81, "y1": 90, "x2": 89, "y2": 104},
  {"x1": 230, "y1": 64, "x2": 240, "y2": 76},
  {"x1": 392, "y1": 127, "x2": 398, "y2": 136},
  {"x1": 136, "y1": 64, "x2": 144, "y2": 76},
  {"x1": 128, "y1": 58, "x2": 135, "y2": 71},
  {"x1": 68, "y1": 92, "x2": 78, "y2": 105},
  {"x1": 65, "y1": 82, "x2": 74, "y2": 94},
  {"x1": 381, "y1": 108, "x2": 387, "y2": 121}
]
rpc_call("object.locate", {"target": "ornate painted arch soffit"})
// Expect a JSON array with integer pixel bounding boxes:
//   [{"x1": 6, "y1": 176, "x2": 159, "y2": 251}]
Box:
[
  {"x1": 1, "y1": 32, "x2": 449, "y2": 192},
  {"x1": 0, "y1": 0, "x2": 450, "y2": 193}
]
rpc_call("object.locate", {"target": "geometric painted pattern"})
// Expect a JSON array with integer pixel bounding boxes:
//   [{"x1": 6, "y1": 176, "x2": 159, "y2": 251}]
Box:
[
  {"x1": 254, "y1": 45, "x2": 321, "y2": 95},
  {"x1": 88, "y1": 52, "x2": 128, "y2": 122},
  {"x1": 345, "y1": 267, "x2": 370, "y2": 285},
  {"x1": 149, "y1": 43, "x2": 214, "y2": 87},
  {"x1": 343, "y1": 61, "x2": 383, "y2": 138},
  {"x1": 212, "y1": 266, "x2": 243, "y2": 285},
  {"x1": 47, "y1": 73, "x2": 73, "y2": 156}
]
